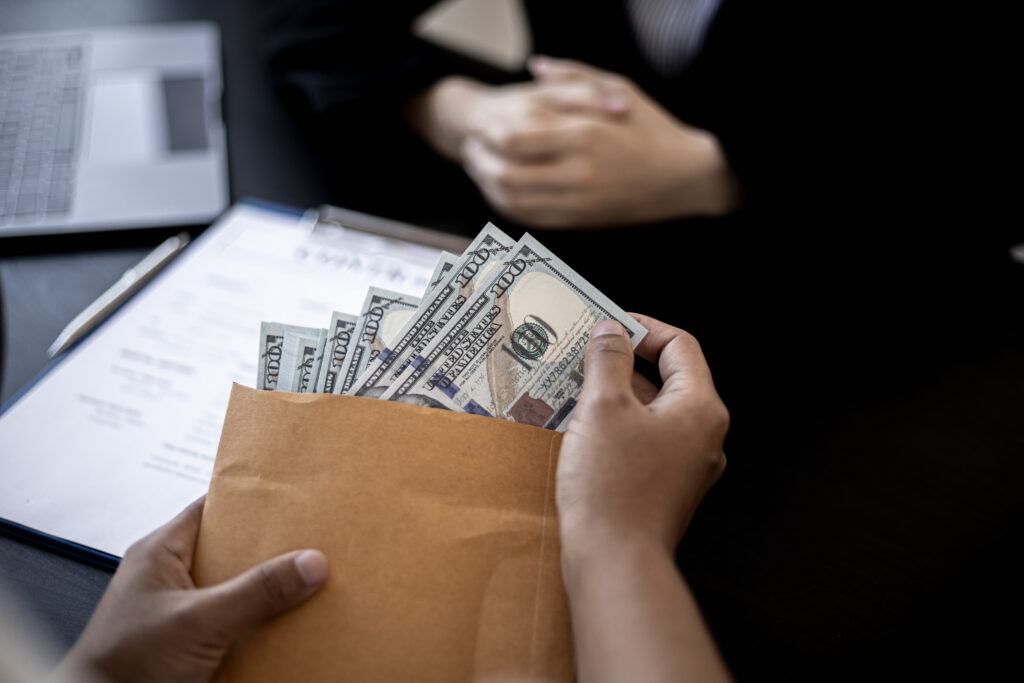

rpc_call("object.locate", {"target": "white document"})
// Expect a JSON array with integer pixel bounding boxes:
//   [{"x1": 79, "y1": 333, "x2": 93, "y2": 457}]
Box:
[{"x1": 0, "y1": 202, "x2": 442, "y2": 558}]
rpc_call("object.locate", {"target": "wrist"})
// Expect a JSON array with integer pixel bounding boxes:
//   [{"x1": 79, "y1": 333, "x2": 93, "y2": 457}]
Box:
[
  {"x1": 662, "y1": 126, "x2": 743, "y2": 217},
  {"x1": 560, "y1": 518, "x2": 674, "y2": 590},
  {"x1": 403, "y1": 76, "x2": 489, "y2": 161}
]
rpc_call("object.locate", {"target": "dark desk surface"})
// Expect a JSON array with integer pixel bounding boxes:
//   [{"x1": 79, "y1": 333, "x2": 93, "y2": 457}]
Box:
[{"x1": 2, "y1": 1, "x2": 1022, "y2": 680}]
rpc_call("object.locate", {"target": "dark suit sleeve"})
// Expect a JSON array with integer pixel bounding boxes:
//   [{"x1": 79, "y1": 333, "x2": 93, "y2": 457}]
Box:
[
  {"x1": 668, "y1": 0, "x2": 802, "y2": 216},
  {"x1": 259, "y1": 0, "x2": 453, "y2": 119},
  {"x1": 680, "y1": 0, "x2": 859, "y2": 219}
]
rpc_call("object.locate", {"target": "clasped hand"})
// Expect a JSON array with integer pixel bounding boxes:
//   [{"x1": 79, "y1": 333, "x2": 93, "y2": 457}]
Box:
[{"x1": 407, "y1": 57, "x2": 740, "y2": 228}]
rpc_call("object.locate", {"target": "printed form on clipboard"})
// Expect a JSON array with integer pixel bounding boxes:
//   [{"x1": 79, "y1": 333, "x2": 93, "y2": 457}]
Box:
[{"x1": 0, "y1": 201, "x2": 465, "y2": 565}]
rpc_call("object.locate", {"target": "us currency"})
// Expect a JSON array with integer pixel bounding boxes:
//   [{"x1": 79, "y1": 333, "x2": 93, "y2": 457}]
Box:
[
  {"x1": 334, "y1": 287, "x2": 422, "y2": 395},
  {"x1": 348, "y1": 223, "x2": 514, "y2": 399},
  {"x1": 382, "y1": 234, "x2": 647, "y2": 430},
  {"x1": 307, "y1": 328, "x2": 329, "y2": 392},
  {"x1": 425, "y1": 251, "x2": 460, "y2": 297},
  {"x1": 313, "y1": 311, "x2": 358, "y2": 394},
  {"x1": 276, "y1": 328, "x2": 327, "y2": 393},
  {"x1": 257, "y1": 322, "x2": 323, "y2": 391}
]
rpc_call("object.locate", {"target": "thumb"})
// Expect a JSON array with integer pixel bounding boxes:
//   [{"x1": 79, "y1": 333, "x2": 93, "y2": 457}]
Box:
[
  {"x1": 580, "y1": 320, "x2": 637, "y2": 406},
  {"x1": 192, "y1": 549, "x2": 328, "y2": 637}
]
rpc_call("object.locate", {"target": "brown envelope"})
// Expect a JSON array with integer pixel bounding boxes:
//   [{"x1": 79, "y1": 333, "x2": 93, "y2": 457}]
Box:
[{"x1": 192, "y1": 384, "x2": 573, "y2": 682}]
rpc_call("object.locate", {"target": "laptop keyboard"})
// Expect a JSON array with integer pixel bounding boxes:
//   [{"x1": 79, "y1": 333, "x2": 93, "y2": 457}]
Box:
[{"x1": 0, "y1": 40, "x2": 85, "y2": 221}]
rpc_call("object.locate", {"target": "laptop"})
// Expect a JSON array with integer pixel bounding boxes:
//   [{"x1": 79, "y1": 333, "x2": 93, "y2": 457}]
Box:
[{"x1": 0, "y1": 22, "x2": 228, "y2": 237}]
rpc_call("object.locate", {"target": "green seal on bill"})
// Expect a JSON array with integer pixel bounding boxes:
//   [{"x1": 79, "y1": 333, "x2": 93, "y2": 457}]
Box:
[{"x1": 511, "y1": 321, "x2": 549, "y2": 360}]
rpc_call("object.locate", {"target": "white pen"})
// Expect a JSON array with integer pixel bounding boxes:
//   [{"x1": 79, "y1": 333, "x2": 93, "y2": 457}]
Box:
[{"x1": 46, "y1": 232, "x2": 191, "y2": 358}]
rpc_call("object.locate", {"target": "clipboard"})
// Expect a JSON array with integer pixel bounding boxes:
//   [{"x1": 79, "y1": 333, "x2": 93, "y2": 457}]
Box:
[{"x1": 0, "y1": 199, "x2": 468, "y2": 568}]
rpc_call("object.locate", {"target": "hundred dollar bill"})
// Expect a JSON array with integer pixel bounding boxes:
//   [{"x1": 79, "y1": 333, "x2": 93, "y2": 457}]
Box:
[
  {"x1": 348, "y1": 223, "x2": 514, "y2": 399},
  {"x1": 307, "y1": 328, "x2": 329, "y2": 392},
  {"x1": 314, "y1": 311, "x2": 358, "y2": 394},
  {"x1": 257, "y1": 322, "x2": 323, "y2": 390},
  {"x1": 425, "y1": 251, "x2": 460, "y2": 297},
  {"x1": 335, "y1": 287, "x2": 421, "y2": 395},
  {"x1": 383, "y1": 234, "x2": 646, "y2": 430},
  {"x1": 276, "y1": 329, "x2": 327, "y2": 393}
]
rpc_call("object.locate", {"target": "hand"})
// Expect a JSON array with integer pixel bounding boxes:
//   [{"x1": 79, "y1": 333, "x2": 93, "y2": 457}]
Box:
[
  {"x1": 464, "y1": 57, "x2": 739, "y2": 228},
  {"x1": 556, "y1": 316, "x2": 732, "y2": 683},
  {"x1": 557, "y1": 315, "x2": 729, "y2": 558},
  {"x1": 410, "y1": 57, "x2": 741, "y2": 228},
  {"x1": 403, "y1": 72, "x2": 628, "y2": 163},
  {"x1": 53, "y1": 498, "x2": 328, "y2": 683}
]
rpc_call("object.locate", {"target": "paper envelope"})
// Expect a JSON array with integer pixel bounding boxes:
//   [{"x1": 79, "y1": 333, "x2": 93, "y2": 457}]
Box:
[{"x1": 192, "y1": 384, "x2": 573, "y2": 682}]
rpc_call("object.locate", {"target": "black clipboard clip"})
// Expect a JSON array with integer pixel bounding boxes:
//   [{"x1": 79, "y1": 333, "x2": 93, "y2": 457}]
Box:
[{"x1": 310, "y1": 205, "x2": 472, "y2": 254}]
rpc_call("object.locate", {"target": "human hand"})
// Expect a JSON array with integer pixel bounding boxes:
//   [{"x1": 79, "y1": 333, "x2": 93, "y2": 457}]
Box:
[
  {"x1": 53, "y1": 498, "x2": 328, "y2": 683},
  {"x1": 557, "y1": 315, "x2": 729, "y2": 559},
  {"x1": 403, "y1": 72, "x2": 628, "y2": 163},
  {"x1": 459, "y1": 57, "x2": 741, "y2": 228}
]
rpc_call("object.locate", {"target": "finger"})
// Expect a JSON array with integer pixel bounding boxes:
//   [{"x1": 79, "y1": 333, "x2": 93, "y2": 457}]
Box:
[
  {"x1": 630, "y1": 313, "x2": 708, "y2": 379},
  {"x1": 193, "y1": 549, "x2": 328, "y2": 637},
  {"x1": 579, "y1": 320, "x2": 639, "y2": 408},
  {"x1": 528, "y1": 55, "x2": 613, "y2": 83},
  {"x1": 125, "y1": 495, "x2": 206, "y2": 570},
  {"x1": 462, "y1": 147, "x2": 588, "y2": 228},
  {"x1": 628, "y1": 313, "x2": 715, "y2": 406},
  {"x1": 462, "y1": 136, "x2": 580, "y2": 191},
  {"x1": 528, "y1": 56, "x2": 630, "y2": 114},
  {"x1": 468, "y1": 117, "x2": 593, "y2": 160},
  {"x1": 529, "y1": 56, "x2": 631, "y2": 115},
  {"x1": 534, "y1": 81, "x2": 630, "y2": 118},
  {"x1": 630, "y1": 370, "x2": 660, "y2": 405}
]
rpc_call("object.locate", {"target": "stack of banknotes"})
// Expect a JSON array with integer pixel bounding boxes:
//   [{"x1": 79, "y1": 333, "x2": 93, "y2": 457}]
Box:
[{"x1": 256, "y1": 223, "x2": 646, "y2": 431}]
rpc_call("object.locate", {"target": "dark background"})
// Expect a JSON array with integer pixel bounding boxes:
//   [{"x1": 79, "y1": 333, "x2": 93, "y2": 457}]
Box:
[{"x1": 1, "y1": 1, "x2": 1020, "y2": 680}]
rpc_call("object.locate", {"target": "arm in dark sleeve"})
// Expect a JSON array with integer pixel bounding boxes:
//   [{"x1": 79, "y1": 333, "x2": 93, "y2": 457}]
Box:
[
  {"x1": 255, "y1": 0, "x2": 514, "y2": 227},
  {"x1": 670, "y1": 1, "x2": 795, "y2": 216},
  {"x1": 678, "y1": 0, "x2": 850, "y2": 219},
  {"x1": 259, "y1": 0, "x2": 453, "y2": 120}
]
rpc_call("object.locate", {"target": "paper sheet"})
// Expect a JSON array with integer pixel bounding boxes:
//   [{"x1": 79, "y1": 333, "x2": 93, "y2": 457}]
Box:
[{"x1": 0, "y1": 202, "x2": 442, "y2": 557}]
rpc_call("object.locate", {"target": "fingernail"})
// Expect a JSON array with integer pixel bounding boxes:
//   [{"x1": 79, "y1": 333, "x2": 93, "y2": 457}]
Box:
[
  {"x1": 294, "y1": 550, "x2": 329, "y2": 586},
  {"x1": 591, "y1": 320, "x2": 625, "y2": 338}
]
